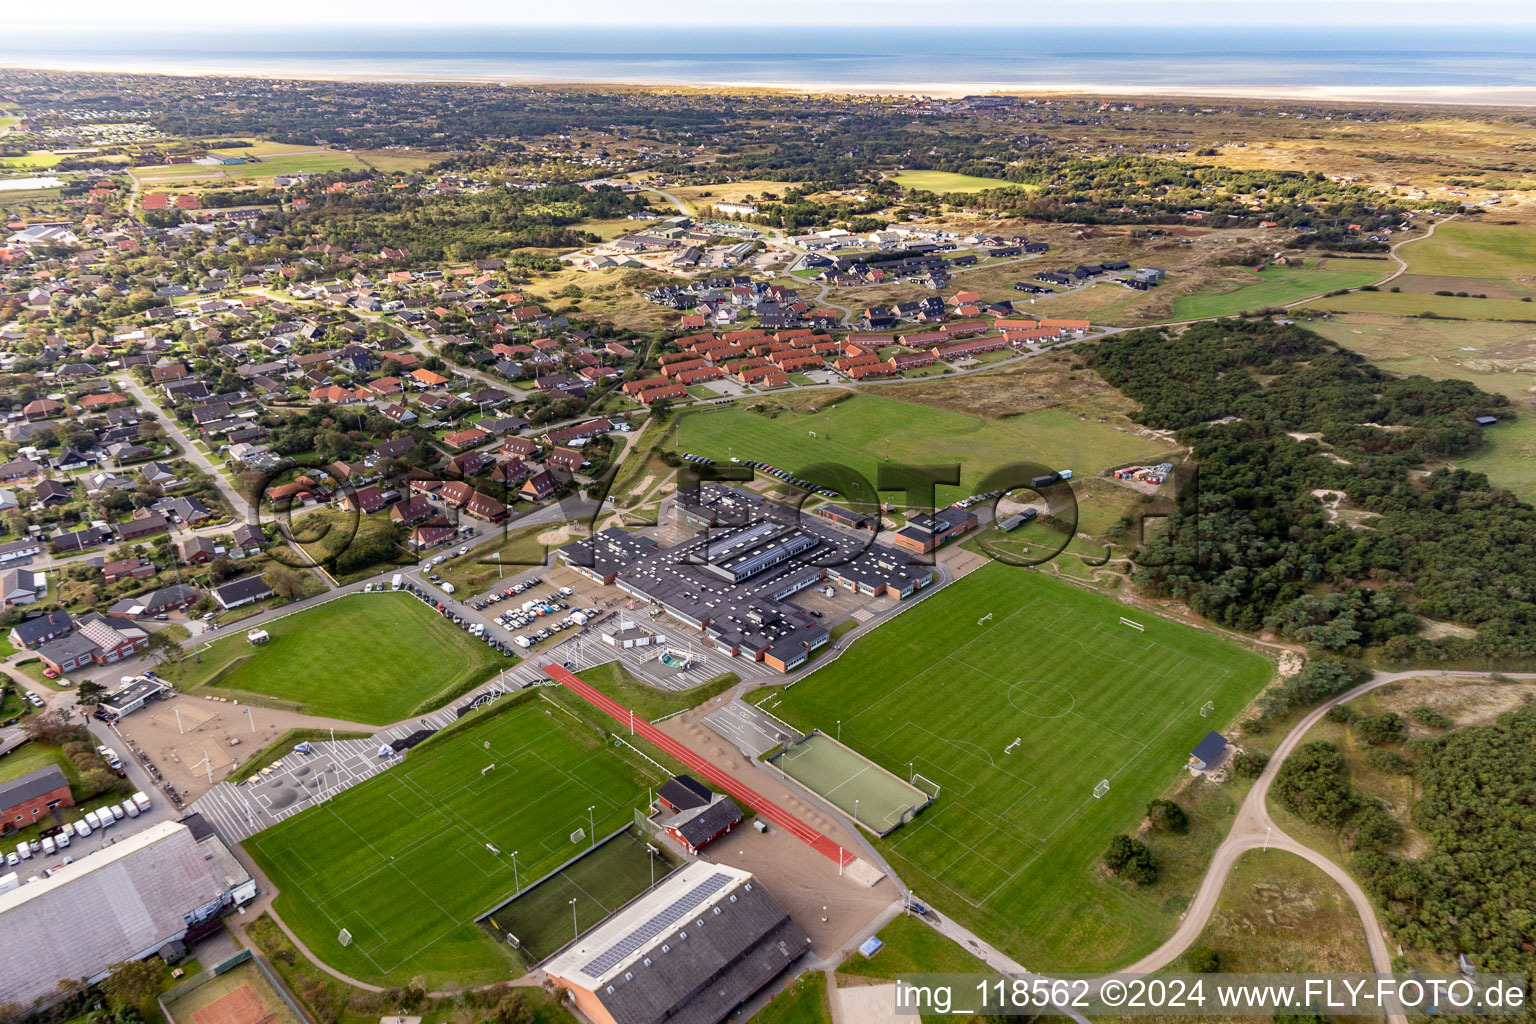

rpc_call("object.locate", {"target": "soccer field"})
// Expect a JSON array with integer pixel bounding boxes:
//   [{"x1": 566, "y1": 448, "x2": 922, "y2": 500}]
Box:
[
  {"x1": 165, "y1": 594, "x2": 504, "y2": 724},
  {"x1": 245, "y1": 695, "x2": 664, "y2": 987},
  {"x1": 674, "y1": 394, "x2": 1153, "y2": 506},
  {"x1": 759, "y1": 563, "x2": 1274, "y2": 969}
]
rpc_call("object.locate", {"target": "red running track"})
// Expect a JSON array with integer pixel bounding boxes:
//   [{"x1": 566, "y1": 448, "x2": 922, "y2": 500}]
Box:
[{"x1": 544, "y1": 665, "x2": 854, "y2": 866}]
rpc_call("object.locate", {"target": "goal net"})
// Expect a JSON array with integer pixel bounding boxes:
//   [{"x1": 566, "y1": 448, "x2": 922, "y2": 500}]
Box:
[
  {"x1": 337, "y1": 928, "x2": 352, "y2": 947},
  {"x1": 1093, "y1": 779, "x2": 1110, "y2": 799},
  {"x1": 569, "y1": 827, "x2": 585, "y2": 844}
]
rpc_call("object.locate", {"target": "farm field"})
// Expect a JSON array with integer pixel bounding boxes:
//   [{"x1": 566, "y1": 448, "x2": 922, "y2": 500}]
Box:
[
  {"x1": 245, "y1": 695, "x2": 663, "y2": 987},
  {"x1": 755, "y1": 563, "x2": 1274, "y2": 970},
  {"x1": 159, "y1": 593, "x2": 503, "y2": 723},
  {"x1": 130, "y1": 151, "x2": 364, "y2": 185},
  {"x1": 891, "y1": 170, "x2": 1021, "y2": 194},
  {"x1": 0, "y1": 151, "x2": 63, "y2": 169},
  {"x1": 1167, "y1": 262, "x2": 1387, "y2": 321},
  {"x1": 671, "y1": 393, "x2": 1156, "y2": 505}
]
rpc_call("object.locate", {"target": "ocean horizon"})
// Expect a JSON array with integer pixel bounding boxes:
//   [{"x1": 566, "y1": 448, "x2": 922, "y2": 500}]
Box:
[{"x1": 4, "y1": 26, "x2": 1536, "y2": 92}]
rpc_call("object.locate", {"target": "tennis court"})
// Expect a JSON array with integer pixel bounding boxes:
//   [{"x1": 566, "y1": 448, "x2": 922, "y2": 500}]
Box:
[
  {"x1": 482, "y1": 827, "x2": 680, "y2": 962},
  {"x1": 769, "y1": 732, "x2": 931, "y2": 835},
  {"x1": 165, "y1": 962, "x2": 302, "y2": 1024}
]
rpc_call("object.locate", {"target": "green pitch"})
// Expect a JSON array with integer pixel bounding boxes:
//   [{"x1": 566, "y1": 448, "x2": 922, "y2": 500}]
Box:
[
  {"x1": 169, "y1": 593, "x2": 504, "y2": 724},
  {"x1": 673, "y1": 394, "x2": 1151, "y2": 506},
  {"x1": 759, "y1": 563, "x2": 1273, "y2": 969},
  {"x1": 245, "y1": 696, "x2": 663, "y2": 987}
]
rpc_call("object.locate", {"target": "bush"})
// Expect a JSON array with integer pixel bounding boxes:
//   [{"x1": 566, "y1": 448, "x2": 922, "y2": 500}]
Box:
[
  {"x1": 1185, "y1": 945, "x2": 1221, "y2": 972},
  {"x1": 1410, "y1": 705, "x2": 1451, "y2": 729},
  {"x1": 1343, "y1": 802, "x2": 1404, "y2": 852},
  {"x1": 1232, "y1": 751, "x2": 1269, "y2": 777},
  {"x1": 1146, "y1": 798, "x2": 1189, "y2": 834},
  {"x1": 1103, "y1": 834, "x2": 1159, "y2": 886},
  {"x1": 1325, "y1": 704, "x2": 1356, "y2": 724},
  {"x1": 1354, "y1": 712, "x2": 1407, "y2": 746},
  {"x1": 1365, "y1": 747, "x2": 1412, "y2": 774}
]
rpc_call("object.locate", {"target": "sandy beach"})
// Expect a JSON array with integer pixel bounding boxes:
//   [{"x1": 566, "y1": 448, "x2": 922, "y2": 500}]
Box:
[{"x1": 4, "y1": 56, "x2": 1536, "y2": 108}]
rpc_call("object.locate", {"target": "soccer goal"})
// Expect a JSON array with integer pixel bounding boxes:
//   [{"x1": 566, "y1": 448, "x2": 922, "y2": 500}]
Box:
[
  {"x1": 978, "y1": 612, "x2": 993, "y2": 626},
  {"x1": 1118, "y1": 617, "x2": 1145, "y2": 632},
  {"x1": 1200, "y1": 700, "x2": 1215, "y2": 717},
  {"x1": 337, "y1": 928, "x2": 353, "y2": 947},
  {"x1": 569, "y1": 827, "x2": 586, "y2": 844},
  {"x1": 1093, "y1": 779, "x2": 1110, "y2": 799}
]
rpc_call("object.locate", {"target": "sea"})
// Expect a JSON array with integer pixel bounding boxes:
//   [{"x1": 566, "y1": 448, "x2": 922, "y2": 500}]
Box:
[{"x1": 3, "y1": 26, "x2": 1536, "y2": 93}]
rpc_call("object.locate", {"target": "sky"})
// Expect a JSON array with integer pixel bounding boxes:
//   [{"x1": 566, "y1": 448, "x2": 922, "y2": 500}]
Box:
[{"x1": 11, "y1": 0, "x2": 1536, "y2": 30}]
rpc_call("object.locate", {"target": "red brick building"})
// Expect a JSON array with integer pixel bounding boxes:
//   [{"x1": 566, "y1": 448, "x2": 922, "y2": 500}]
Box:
[{"x1": 0, "y1": 765, "x2": 73, "y2": 834}]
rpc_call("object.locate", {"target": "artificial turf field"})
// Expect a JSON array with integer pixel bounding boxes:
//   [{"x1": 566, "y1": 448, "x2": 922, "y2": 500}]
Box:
[
  {"x1": 245, "y1": 695, "x2": 663, "y2": 987},
  {"x1": 172, "y1": 593, "x2": 504, "y2": 724},
  {"x1": 758, "y1": 563, "x2": 1274, "y2": 969}
]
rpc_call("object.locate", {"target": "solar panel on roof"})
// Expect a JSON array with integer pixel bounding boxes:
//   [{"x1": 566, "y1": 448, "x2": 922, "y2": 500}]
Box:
[{"x1": 580, "y1": 871, "x2": 733, "y2": 978}]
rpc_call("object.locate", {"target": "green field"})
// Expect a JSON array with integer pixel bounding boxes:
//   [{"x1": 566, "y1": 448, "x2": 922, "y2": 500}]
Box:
[
  {"x1": 1401, "y1": 219, "x2": 1536, "y2": 280},
  {"x1": 672, "y1": 394, "x2": 1155, "y2": 505},
  {"x1": 1309, "y1": 288, "x2": 1536, "y2": 322},
  {"x1": 0, "y1": 151, "x2": 62, "y2": 169},
  {"x1": 892, "y1": 171, "x2": 1025, "y2": 194},
  {"x1": 1168, "y1": 263, "x2": 1387, "y2": 320},
  {"x1": 246, "y1": 695, "x2": 663, "y2": 987},
  {"x1": 757, "y1": 563, "x2": 1273, "y2": 970},
  {"x1": 163, "y1": 593, "x2": 504, "y2": 723}
]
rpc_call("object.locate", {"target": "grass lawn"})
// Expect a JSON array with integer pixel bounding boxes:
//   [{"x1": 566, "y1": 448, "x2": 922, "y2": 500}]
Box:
[
  {"x1": 1168, "y1": 262, "x2": 1387, "y2": 320},
  {"x1": 575, "y1": 662, "x2": 739, "y2": 721},
  {"x1": 0, "y1": 742, "x2": 77, "y2": 788},
  {"x1": 1401, "y1": 219, "x2": 1536, "y2": 280},
  {"x1": 436, "y1": 520, "x2": 569, "y2": 593},
  {"x1": 158, "y1": 593, "x2": 504, "y2": 723},
  {"x1": 756, "y1": 971, "x2": 833, "y2": 1024},
  {"x1": 835, "y1": 913, "x2": 988, "y2": 982},
  {"x1": 756, "y1": 563, "x2": 1274, "y2": 971},
  {"x1": 0, "y1": 634, "x2": 16, "y2": 658},
  {"x1": 892, "y1": 171, "x2": 1025, "y2": 194},
  {"x1": 245, "y1": 694, "x2": 664, "y2": 988},
  {"x1": 290, "y1": 508, "x2": 413, "y2": 584},
  {"x1": 671, "y1": 393, "x2": 1154, "y2": 506}
]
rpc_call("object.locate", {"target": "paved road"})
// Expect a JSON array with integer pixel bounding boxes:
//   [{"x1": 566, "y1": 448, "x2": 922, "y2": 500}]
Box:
[{"x1": 119, "y1": 375, "x2": 254, "y2": 521}]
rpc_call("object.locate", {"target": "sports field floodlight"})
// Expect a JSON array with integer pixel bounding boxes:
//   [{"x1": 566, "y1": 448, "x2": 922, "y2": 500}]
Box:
[
  {"x1": 588, "y1": 805, "x2": 596, "y2": 847},
  {"x1": 511, "y1": 849, "x2": 519, "y2": 892},
  {"x1": 570, "y1": 897, "x2": 579, "y2": 939}
]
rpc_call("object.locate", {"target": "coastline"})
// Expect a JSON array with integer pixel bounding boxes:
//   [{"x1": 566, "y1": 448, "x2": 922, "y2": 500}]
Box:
[{"x1": 4, "y1": 57, "x2": 1536, "y2": 108}]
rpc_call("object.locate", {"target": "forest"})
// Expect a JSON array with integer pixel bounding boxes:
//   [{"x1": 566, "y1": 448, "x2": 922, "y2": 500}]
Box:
[
  {"x1": 1088, "y1": 319, "x2": 1536, "y2": 661},
  {"x1": 1353, "y1": 703, "x2": 1536, "y2": 982}
]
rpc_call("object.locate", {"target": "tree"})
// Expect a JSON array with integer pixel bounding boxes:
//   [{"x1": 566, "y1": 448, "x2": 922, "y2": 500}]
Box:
[
  {"x1": 1273, "y1": 742, "x2": 1355, "y2": 826},
  {"x1": 1103, "y1": 834, "x2": 1159, "y2": 886},
  {"x1": 267, "y1": 565, "x2": 306, "y2": 601},
  {"x1": 492, "y1": 991, "x2": 535, "y2": 1024},
  {"x1": 103, "y1": 959, "x2": 165, "y2": 1014},
  {"x1": 1146, "y1": 798, "x2": 1188, "y2": 834},
  {"x1": 74, "y1": 680, "x2": 107, "y2": 706}
]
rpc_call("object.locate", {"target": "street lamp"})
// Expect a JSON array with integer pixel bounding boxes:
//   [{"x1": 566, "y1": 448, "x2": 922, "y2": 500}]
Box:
[{"x1": 854, "y1": 798, "x2": 859, "y2": 829}]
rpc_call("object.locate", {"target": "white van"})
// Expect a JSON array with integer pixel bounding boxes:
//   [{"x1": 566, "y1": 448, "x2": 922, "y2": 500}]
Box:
[
  {"x1": 108, "y1": 804, "x2": 125, "y2": 821},
  {"x1": 441, "y1": 582, "x2": 456, "y2": 594},
  {"x1": 391, "y1": 574, "x2": 404, "y2": 591},
  {"x1": 40, "y1": 836, "x2": 55, "y2": 856},
  {"x1": 513, "y1": 636, "x2": 532, "y2": 649},
  {"x1": 54, "y1": 830, "x2": 69, "y2": 848},
  {"x1": 131, "y1": 793, "x2": 151, "y2": 813},
  {"x1": 73, "y1": 819, "x2": 92, "y2": 838},
  {"x1": 122, "y1": 800, "x2": 140, "y2": 818},
  {"x1": 15, "y1": 842, "x2": 31, "y2": 861}
]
